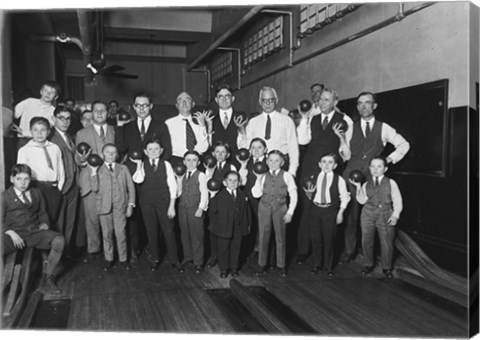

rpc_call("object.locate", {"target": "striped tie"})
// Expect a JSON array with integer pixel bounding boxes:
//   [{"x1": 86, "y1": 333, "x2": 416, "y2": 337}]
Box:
[{"x1": 184, "y1": 119, "x2": 197, "y2": 151}]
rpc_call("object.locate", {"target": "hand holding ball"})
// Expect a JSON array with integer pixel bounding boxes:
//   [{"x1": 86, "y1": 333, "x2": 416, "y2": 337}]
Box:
[
  {"x1": 129, "y1": 150, "x2": 143, "y2": 160},
  {"x1": 207, "y1": 178, "x2": 222, "y2": 191},
  {"x1": 76, "y1": 142, "x2": 91, "y2": 154},
  {"x1": 118, "y1": 112, "x2": 131, "y2": 121},
  {"x1": 252, "y1": 162, "x2": 268, "y2": 175},
  {"x1": 299, "y1": 100, "x2": 312, "y2": 113},
  {"x1": 349, "y1": 170, "x2": 366, "y2": 183},
  {"x1": 237, "y1": 148, "x2": 250, "y2": 161},
  {"x1": 203, "y1": 155, "x2": 216, "y2": 168},
  {"x1": 173, "y1": 164, "x2": 187, "y2": 177},
  {"x1": 87, "y1": 154, "x2": 103, "y2": 167}
]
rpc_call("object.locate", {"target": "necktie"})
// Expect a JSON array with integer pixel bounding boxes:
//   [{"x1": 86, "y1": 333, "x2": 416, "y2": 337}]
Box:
[
  {"x1": 140, "y1": 119, "x2": 146, "y2": 141},
  {"x1": 187, "y1": 171, "x2": 192, "y2": 180},
  {"x1": 109, "y1": 164, "x2": 114, "y2": 172},
  {"x1": 184, "y1": 119, "x2": 197, "y2": 151},
  {"x1": 365, "y1": 122, "x2": 371, "y2": 137},
  {"x1": 99, "y1": 126, "x2": 105, "y2": 143},
  {"x1": 231, "y1": 190, "x2": 236, "y2": 201},
  {"x1": 42, "y1": 145, "x2": 54, "y2": 170},
  {"x1": 21, "y1": 191, "x2": 31, "y2": 205},
  {"x1": 322, "y1": 116, "x2": 329, "y2": 130},
  {"x1": 66, "y1": 135, "x2": 74, "y2": 150},
  {"x1": 223, "y1": 112, "x2": 229, "y2": 129},
  {"x1": 218, "y1": 163, "x2": 223, "y2": 172},
  {"x1": 265, "y1": 114, "x2": 271, "y2": 140},
  {"x1": 374, "y1": 177, "x2": 379, "y2": 187},
  {"x1": 320, "y1": 173, "x2": 327, "y2": 204},
  {"x1": 152, "y1": 160, "x2": 157, "y2": 172}
]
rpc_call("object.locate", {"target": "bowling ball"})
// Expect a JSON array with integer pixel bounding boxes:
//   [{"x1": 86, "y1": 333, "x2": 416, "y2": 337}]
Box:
[
  {"x1": 173, "y1": 163, "x2": 187, "y2": 176},
  {"x1": 129, "y1": 150, "x2": 143, "y2": 160},
  {"x1": 203, "y1": 154, "x2": 217, "y2": 168},
  {"x1": 207, "y1": 178, "x2": 222, "y2": 191},
  {"x1": 234, "y1": 111, "x2": 247, "y2": 122},
  {"x1": 237, "y1": 148, "x2": 250, "y2": 161},
  {"x1": 337, "y1": 119, "x2": 349, "y2": 132},
  {"x1": 303, "y1": 177, "x2": 315, "y2": 189},
  {"x1": 118, "y1": 111, "x2": 131, "y2": 121},
  {"x1": 299, "y1": 99, "x2": 312, "y2": 112},
  {"x1": 349, "y1": 169, "x2": 366, "y2": 183},
  {"x1": 87, "y1": 154, "x2": 103, "y2": 167},
  {"x1": 76, "y1": 142, "x2": 91, "y2": 154},
  {"x1": 252, "y1": 161, "x2": 268, "y2": 175}
]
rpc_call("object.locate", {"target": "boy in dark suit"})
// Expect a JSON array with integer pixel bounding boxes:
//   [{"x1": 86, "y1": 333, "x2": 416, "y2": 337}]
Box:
[
  {"x1": 208, "y1": 171, "x2": 250, "y2": 278},
  {"x1": 2, "y1": 164, "x2": 65, "y2": 294}
]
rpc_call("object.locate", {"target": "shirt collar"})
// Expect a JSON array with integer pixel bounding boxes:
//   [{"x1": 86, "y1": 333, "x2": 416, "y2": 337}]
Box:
[
  {"x1": 262, "y1": 110, "x2": 278, "y2": 117},
  {"x1": 13, "y1": 187, "x2": 28, "y2": 197},
  {"x1": 227, "y1": 188, "x2": 236, "y2": 195},
  {"x1": 138, "y1": 115, "x2": 152, "y2": 124},
  {"x1": 31, "y1": 140, "x2": 51, "y2": 147},
  {"x1": 187, "y1": 168, "x2": 197, "y2": 175},
  {"x1": 375, "y1": 175, "x2": 384, "y2": 183},
  {"x1": 361, "y1": 116, "x2": 376, "y2": 127},
  {"x1": 106, "y1": 162, "x2": 115, "y2": 168},
  {"x1": 54, "y1": 127, "x2": 67, "y2": 137},
  {"x1": 220, "y1": 108, "x2": 233, "y2": 116}
]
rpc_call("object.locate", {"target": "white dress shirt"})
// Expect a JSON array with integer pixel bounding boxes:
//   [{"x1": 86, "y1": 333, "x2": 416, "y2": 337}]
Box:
[
  {"x1": 177, "y1": 168, "x2": 209, "y2": 211},
  {"x1": 347, "y1": 117, "x2": 410, "y2": 164},
  {"x1": 238, "y1": 111, "x2": 299, "y2": 176},
  {"x1": 17, "y1": 140, "x2": 65, "y2": 190},
  {"x1": 219, "y1": 108, "x2": 233, "y2": 128},
  {"x1": 356, "y1": 175, "x2": 403, "y2": 218},
  {"x1": 14, "y1": 98, "x2": 55, "y2": 137},
  {"x1": 13, "y1": 187, "x2": 32, "y2": 204},
  {"x1": 137, "y1": 115, "x2": 152, "y2": 133},
  {"x1": 313, "y1": 172, "x2": 351, "y2": 209},
  {"x1": 132, "y1": 158, "x2": 178, "y2": 199},
  {"x1": 93, "y1": 123, "x2": 108, "y2": 138},
  {"x1": 165, "y1": 114, "x2": 209, "y2": 157},
  {"x1": 251, "y1": 169, "x2": 298, "y2": 216}
]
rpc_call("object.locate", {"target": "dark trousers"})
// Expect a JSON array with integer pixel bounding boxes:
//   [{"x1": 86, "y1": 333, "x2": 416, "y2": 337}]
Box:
[
  {"x1": 141, "y1": 202, "x2": 178, "y2": 264},
  {"x1": 209, "y1": 233, "x2": 218, "y2": 260},
  {"x1": 178, "y1": 205, "x2": 204, "y2": 266},
  {"x1": 310, "y1": 205, "x2": 337, "y2": 270},
  {"x1": 34, "y1": 181, "x2": 62, "y2": 226},
  {"x1": 296, "y1": 191, "x2": 312, "y2": 257},
  {"x1": 344, "y1": 181, "x2": 362, "y2": 257},
  {"x1": 55, "y1": 183, "x2": 79, "y2": 252},
  {"x1": 216, "y1": 226, "x2": 243, "y2": 271}
]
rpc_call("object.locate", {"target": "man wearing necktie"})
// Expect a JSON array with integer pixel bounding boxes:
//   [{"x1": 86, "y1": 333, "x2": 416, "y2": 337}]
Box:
[
  {"x1": 50, "y1": 106, "x2": 80, "y2": 256},
  {"x1": 341, "y1": 92, "x2": 410, "y2": 264}
]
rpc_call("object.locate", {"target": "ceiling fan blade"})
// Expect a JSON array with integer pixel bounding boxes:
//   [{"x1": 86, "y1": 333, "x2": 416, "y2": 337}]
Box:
[
  {"x1": 101, "y1": 64, "x2": 125, "y2": 73},
  {"x1": 102, "y1": 72, "x2": 139, "y2": 79}
]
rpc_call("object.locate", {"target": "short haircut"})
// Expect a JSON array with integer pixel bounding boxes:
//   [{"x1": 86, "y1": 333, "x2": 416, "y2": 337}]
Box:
[
  {"x1": 102, "y1": 143, "x2": 118, "y2": 153},
  {"x1": 310, "y1": 83, "x2": 325, "y2": 91},
  {"x1": 322, "y1": 88, "x2": 339, "y2": 101},
  {"x1": 133, "y1": 92, "x2": 152, "y2": 103},
  {"x1": 215, "y1": 84, "x2": 234, "y2": 96},
  {"x1": 267, "y1": 149, "x2": 285, "y2": 160},
  {"x1": 53, "y1": 105, "x2": 73, "y2": 117},
  {"x1": 184, "y1": 150, "x2": 201, "y2": 159},
  {"x1": 319, "y1": 152, "x2": 338, "y2": 164},
  {"x1": 91, "y1": 100, "x2": 108, "y2": 111},
  {"x1": 144, "y1": 138, "x2": 162, "y2": 149},
  {"x1": 370, "y1": 156, "x2": 388, "y2": 167},
  {"x1": 250, "y1": 137, "x2": 267, "y2": 149},
  {"x1": 109, "y1": 100, "x2": 119, "y2": 106},
  {"x1": 41, "y1": 80, "x2": 61, "y2": 95},
  {"x1": 81, "y1": 110, "x2": 92, "y2": 119},
  {"x1": 29, "y1": 116, "x2": 50, "y2": 129},
  {"x1": 223, "y1": 170, "x2": 240, "y2": 180},
  {"x1": 213, "y1": 141, "x2": 231, "y2": 154},
  {"x1": 357, "y1": 91, "x2": 377, "y2": 103},
  {"x1": 11, "y1": 163, "x2": 32, "y2": 177},
  {"x1": 259, "y1": 86, "x2": 278, "y2": 102}
]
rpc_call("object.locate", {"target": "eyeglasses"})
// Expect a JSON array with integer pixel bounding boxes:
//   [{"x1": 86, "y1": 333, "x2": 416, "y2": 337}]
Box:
[
  {"x1": 134, "y1": 103, "x2": 150, "y2": 109},
  {"x1": 56, "y1": 116, "x2": 71, "y2": 122},
  {"x1": 177, "y1": 98, "x2": 192, "y2": 104},
  {"x1": 261, "y1": 98, "x2": 276, "y2": 104}
]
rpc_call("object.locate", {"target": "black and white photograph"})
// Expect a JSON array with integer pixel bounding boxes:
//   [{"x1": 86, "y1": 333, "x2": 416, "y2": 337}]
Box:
[{"x1": 0, "y1": 0, "x2": 478, "y2": 338}]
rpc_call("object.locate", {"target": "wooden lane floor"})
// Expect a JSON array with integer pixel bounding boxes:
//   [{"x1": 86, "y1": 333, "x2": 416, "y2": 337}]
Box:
[{"x1": 43, "y1": 254, "x2": 468, "y2": 336}]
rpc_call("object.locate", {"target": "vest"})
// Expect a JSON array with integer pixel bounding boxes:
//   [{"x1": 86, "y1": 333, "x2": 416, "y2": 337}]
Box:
[
  {"x1": 347, "y1": 120, "x2": 384, "y2": 176},
  {"x1": 364, "y1": 177, "x2": 392, "y2": 213},
  {"x1": 260, "y1": 170, "x2": 287, "y2": 211},
  {"x1": 179, "y1": 170, "x2": 201, "y2": 209},
  {"x1": 302, "y1": 112, "x2": 346, "y2": 178},
  {"x1": 212, "y1": 111, "x2": 239, "y2": 154},
  {"x1": 212, "y1": 161, "x2": 232, "y2": 181},
  {"x1": 140, "y1": 160, "x2": 169, "y2": 204},
  {"x1": 313, "y1": 173, "x2": 341, "y2": 209}
]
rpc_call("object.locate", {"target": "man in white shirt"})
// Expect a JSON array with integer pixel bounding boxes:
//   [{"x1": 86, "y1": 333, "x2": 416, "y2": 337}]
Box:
[
  {"x1": 165, "y1": 92, "x2": 210, "y2": 165},
  {"x1": 237, "y1": 86, "x2": 299, "y2": 177}
]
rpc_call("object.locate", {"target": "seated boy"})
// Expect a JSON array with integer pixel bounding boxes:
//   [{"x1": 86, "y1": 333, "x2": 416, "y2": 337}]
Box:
[{"x1": 2, "y1": 164, "x2": 65, "y2": 294}]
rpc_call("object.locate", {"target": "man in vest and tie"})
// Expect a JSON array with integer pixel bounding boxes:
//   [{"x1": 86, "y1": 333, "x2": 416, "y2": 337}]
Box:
[{"x1": 341, "y1": 92, "x2": 409, "y2": 264}]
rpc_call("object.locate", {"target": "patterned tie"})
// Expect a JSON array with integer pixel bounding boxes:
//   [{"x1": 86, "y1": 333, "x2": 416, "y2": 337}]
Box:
[
  {"x1": 21, "y1": 191, "x2": 31, "y2": 205},
  {"x1": 140, "y1": 119, "x2": 146, "y2": 141},
  {"x1": 374, "y1": 176, "x2": 379, "y2": 187},
  {"x1": 322, "y1": 116, "x2": 329, "y2": 130},
  {"x1": 184, "y1": 119, "x2": 197, "y2": 151},
  {"x1": 365, "y1": 122, "x2": 371, "y2": 137},
  {"x1": 223, "y1": 112, "x2": 229, "y2": 129},
  {"x1": 265, "y1": 114, "x2": 271, "y2": 140},
  {"x1": 99, "y1": 125, "x2": 105, "y2": 143},
  {"x1": 320, "y1": 173, "x2": 327, "y2": 204},
  {"x1": 151, "y1": 159, "x2": 157, "y2": 172},
  {"x1": 42, "y1": 145, "x2": 54, "y2": 170},
  {"x1": 109, "y1": 164, "x2": 114, "y2": 172}
]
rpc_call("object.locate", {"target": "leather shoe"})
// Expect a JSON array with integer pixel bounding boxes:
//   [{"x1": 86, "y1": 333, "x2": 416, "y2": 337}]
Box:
[
  {"x1": 220, "y1": 270, "x2": 228, "y2": 278},
  {"x1": 150, "y1": 261, "x2": 160, "y2": 271},
  {"x1": 206, "y1": 256, "x2": 217, "y2": 268},
  {"x1": 182, "y1": 260, "x2": 193, "y2": 267},
  {"x1": 383, "y1": 269, "x2": 393, "y2": 279},
  {"x1": 310, "y1": 266, "x2": 321, "y2": 275},
  {"x1": 120, "y1": 261, "x2": 131, "y2": 271},
  {"x1": 231, "y1": 270, "x2": 240, "y2": 278},
  {"x1": 255, "y1": 266, "x2": 266, "y2": 276},
  {"x1": 194, "y1": 265, "x2": 204, "y2": 274},
  {"x1": 172, "y1": 262, "x2": 185, "y2": 273},
  {"x1": 327, "y1": 270, "x2": 334, "y2": 277},
  {"x1": 103, "y1": 261, "x2": 114, "y2": 271},
  {"x1": 361, "y1": 266, "x2": 373, "y2": 275},
  {"x1": 278, "y1": 267, "x2": 288, "y2": 277},
  {"x1": 296, "y1": 255, "x2": 307, "y2": 265}
]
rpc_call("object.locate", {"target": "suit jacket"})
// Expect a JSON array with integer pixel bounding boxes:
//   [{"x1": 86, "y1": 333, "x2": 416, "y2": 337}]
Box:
[
  {"x1": 2, "y1": 187, "x2": 49, "y2": 237},
  {"x1": 90, "y1": 163, "x2": 135, "y2": 215},
  {"x1": 75, "y1": 124, "x2": 115, "y2": 165},
  {"x1": 49, "y1": 128, "x2": 77, "y2": 194},
  {"x1": 210, "y1": 109, "x2": 241, "y2": 166},
  {"x1": 208, "y1": 188, "x2": 250, "y2": 238},
  {"x1": 116, "y1": 117, "x2": 172, "y2": 174}
]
